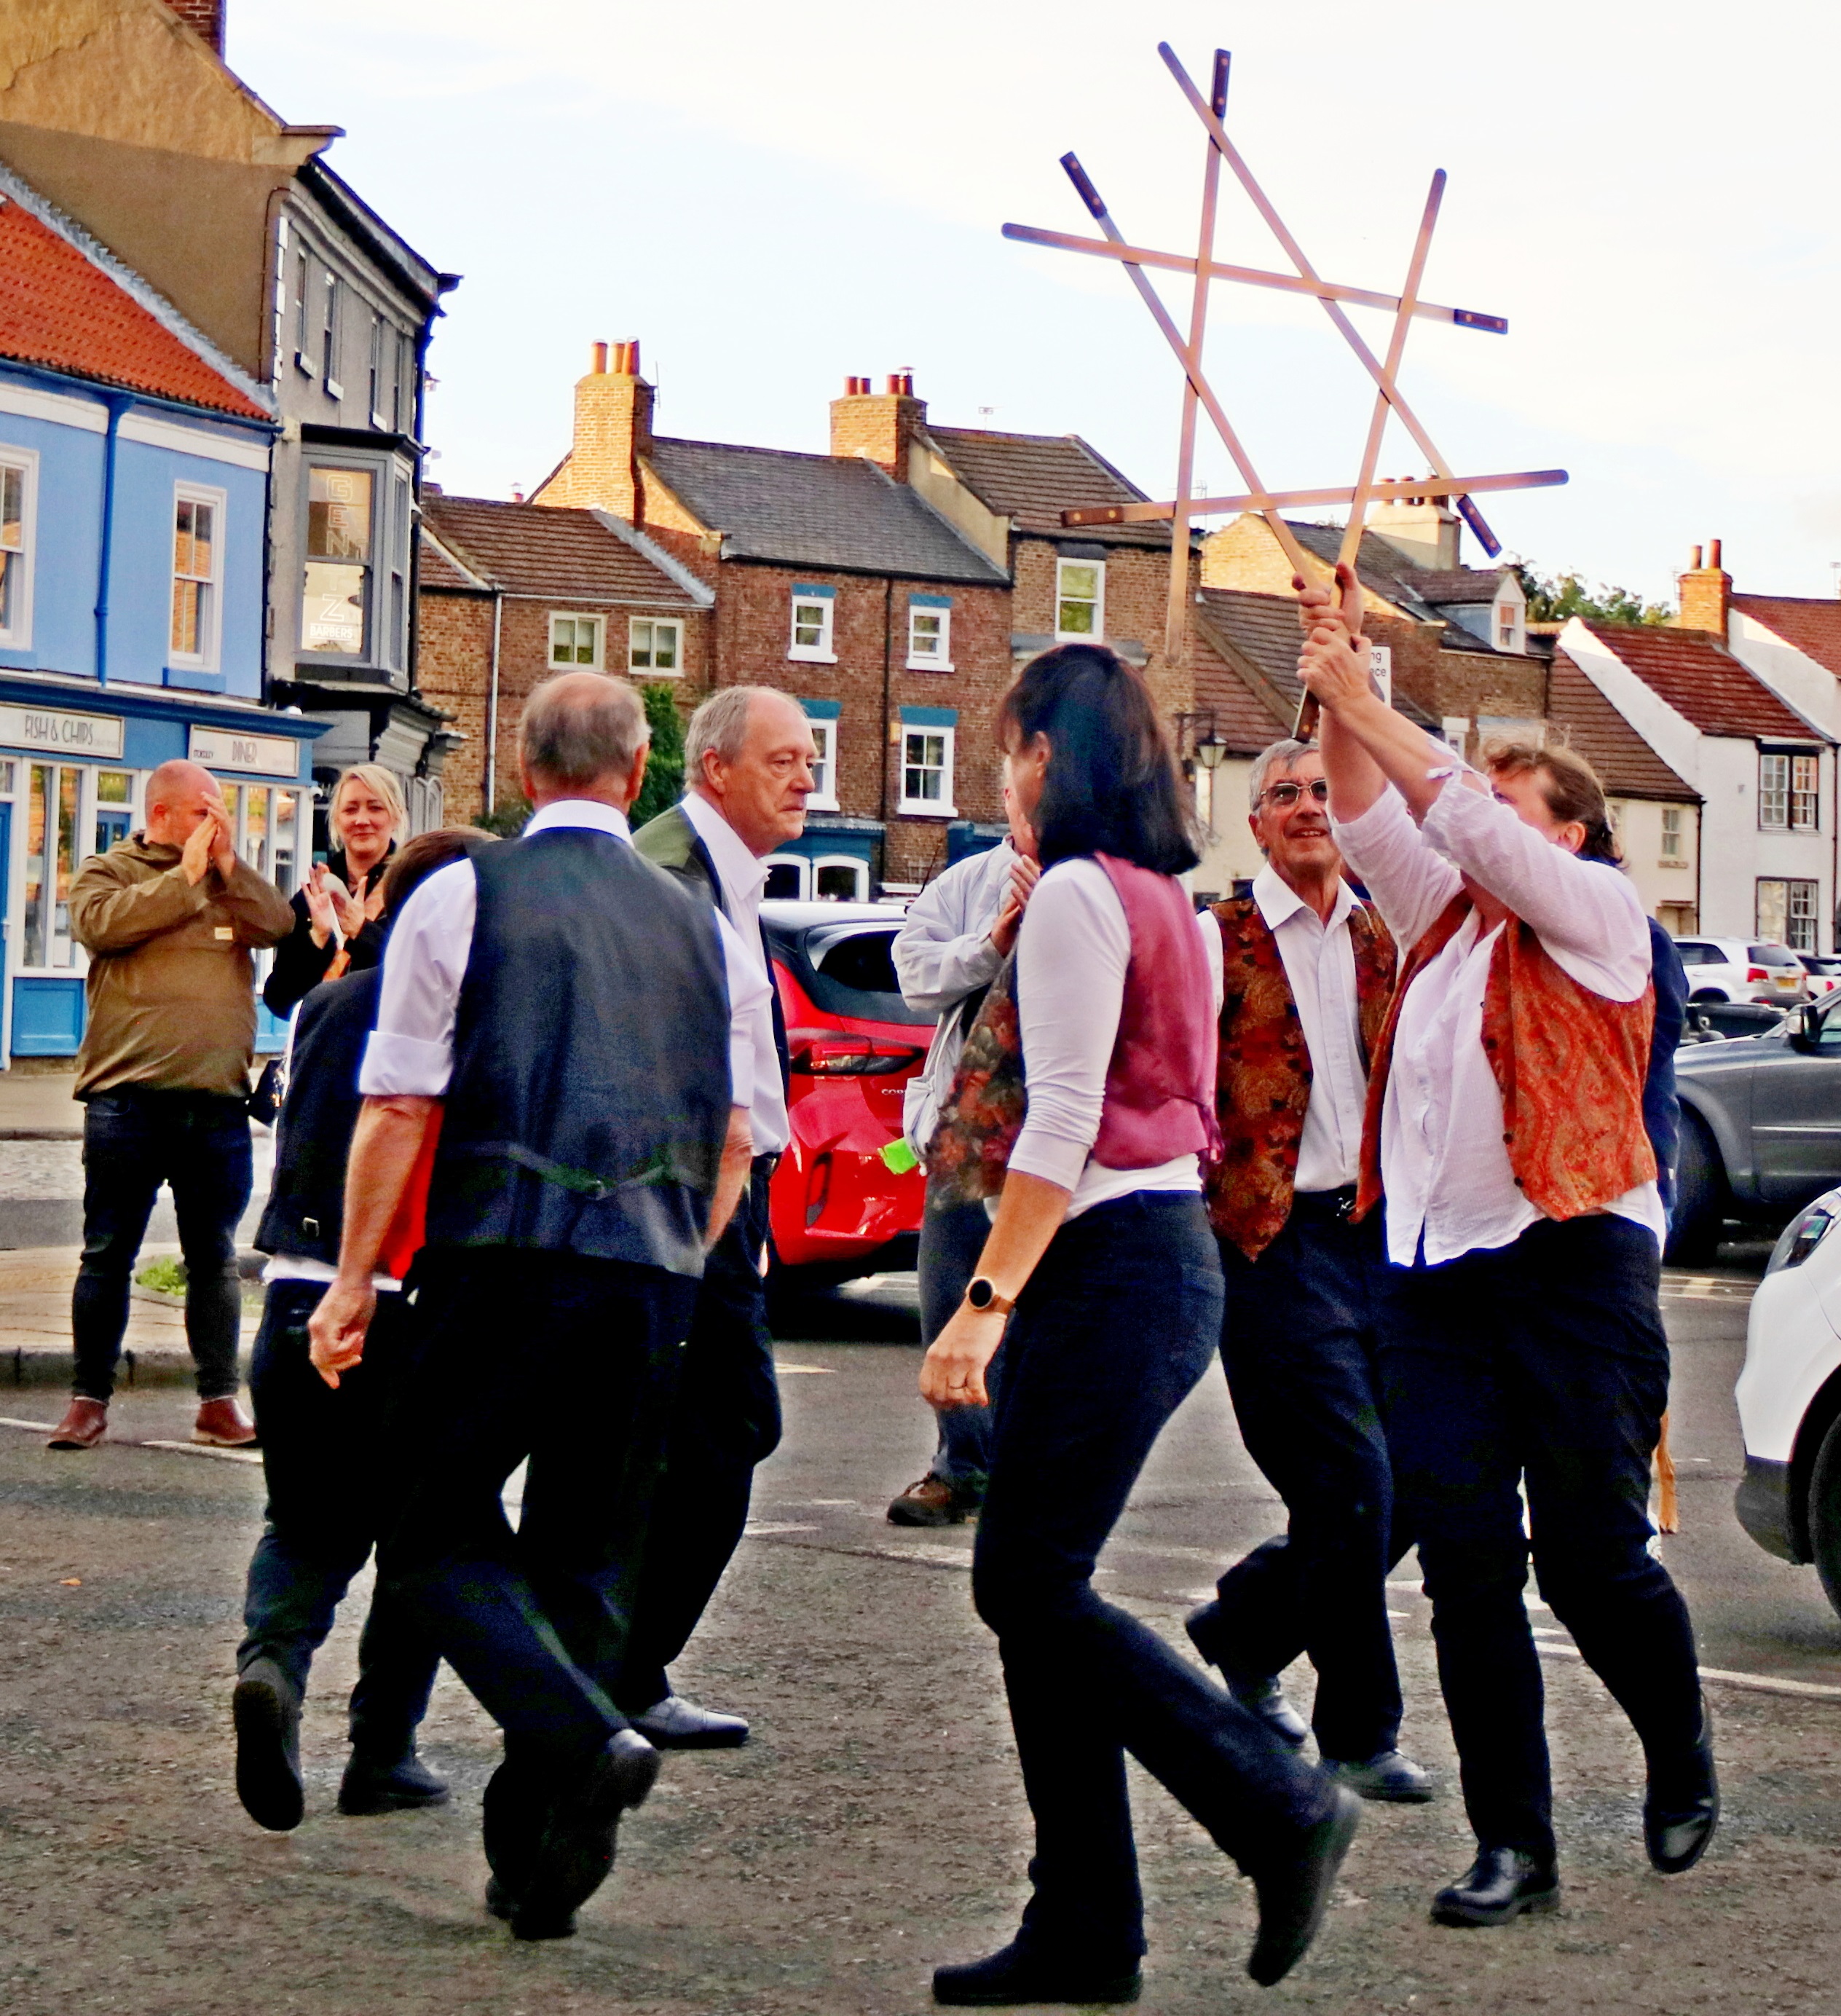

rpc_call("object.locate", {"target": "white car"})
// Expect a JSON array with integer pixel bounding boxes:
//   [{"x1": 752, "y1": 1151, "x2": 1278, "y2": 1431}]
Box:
[
  {"x1": 1674, "y1": 935, "x2": 1810, "y2": 1007},
  {"x1": 1734, "y1": 1186, "x2": 1841, "y2": 1615},
  {"x1": 1799, "y1": 953, "x2": 1841, "y2": 999}
]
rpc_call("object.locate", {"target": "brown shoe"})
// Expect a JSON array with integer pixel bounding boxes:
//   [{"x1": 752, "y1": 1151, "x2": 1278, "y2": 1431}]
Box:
[
  {"x1": 886, "y1": 1473, "x2": 982, "y2": 1527},
  {"x1": 194, "y1": 1396, "x2": 258, "y2": 1447},
  {"x1": 47, "y1": 1397, "x2": 108, "y2": 1450}
]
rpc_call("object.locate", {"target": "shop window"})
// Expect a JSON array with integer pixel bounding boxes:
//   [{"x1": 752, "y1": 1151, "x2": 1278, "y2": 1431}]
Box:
[
  {"x1": 23, "y1": 763, "x2": 80, "y2": 969},
  {"x1": 301, "y1": 466, "x2": 372, "y2": 655}
]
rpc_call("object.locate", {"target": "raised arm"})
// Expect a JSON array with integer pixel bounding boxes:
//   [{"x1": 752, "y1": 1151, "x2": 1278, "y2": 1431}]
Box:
[{"x1": 70, "y1": 846, "x2": 209, "y2": 954}]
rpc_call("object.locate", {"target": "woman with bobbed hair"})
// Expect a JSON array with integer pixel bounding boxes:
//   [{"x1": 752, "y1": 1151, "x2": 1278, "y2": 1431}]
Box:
[
  {"x1": 1298, "y1": 567, "x2": 1714, "y2": 1932},
  {"x1": 264, "y1": 765, "x2": 406, "y2": 1017},
  {"x1": 922, "y1": 643, "x2": 1357, "y2": 2007}
]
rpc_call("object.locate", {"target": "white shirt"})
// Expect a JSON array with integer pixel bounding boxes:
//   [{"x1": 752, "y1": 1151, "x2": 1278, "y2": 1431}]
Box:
[
  {"x1": 679, "y1": 790, "x2": 789, "y2": 1156},
  {"x1": 1334, "y1": 780, "x2": 1663, "y2": 1267},
  {"x1": 893, "y1": 839, "x2": 1017, "y2": 1154},
  {"x1": 1251, "y1": 863, "x2": 1369, "y2": 1193},
  {"x1": 359, "y1": 798, "x2": 766, "y2": 1106},
  {"x1": 1009, "y1": 858, "x2": 1224, "y2": 1220}
]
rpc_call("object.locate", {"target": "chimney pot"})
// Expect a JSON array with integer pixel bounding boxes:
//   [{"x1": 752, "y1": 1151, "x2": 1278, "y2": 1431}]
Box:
[
  {"x1": 591, "y1": 342, "x2": 609, "y2": 375},
  {"x1": 1708, "y1": 537, "x2": 1722, "y2": 570},
  {"x1": 1690, "y1": 545, "x2": 1703, "y2": 571}
]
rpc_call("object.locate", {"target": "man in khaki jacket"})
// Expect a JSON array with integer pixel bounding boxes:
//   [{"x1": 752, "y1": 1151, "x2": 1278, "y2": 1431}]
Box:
[{"x1": 48, "y1": 760, "x2": 294, "y2": 1451}]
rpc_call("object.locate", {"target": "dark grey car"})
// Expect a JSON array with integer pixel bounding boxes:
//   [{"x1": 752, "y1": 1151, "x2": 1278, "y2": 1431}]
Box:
[{"x1": 1673, "y1": 995, "x2": 1841, "y2": 1261}]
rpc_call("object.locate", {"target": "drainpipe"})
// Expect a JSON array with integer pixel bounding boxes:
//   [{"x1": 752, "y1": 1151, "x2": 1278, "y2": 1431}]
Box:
[
  {"x1": 484, "y1": 588, "x2": 503, "y2": 811},
  {"x1": 92, "y1": 394, "x2": 131, "y2": 688},
  {"x1": 880, "y1": 576, "x2": 894, "y2": 887}
]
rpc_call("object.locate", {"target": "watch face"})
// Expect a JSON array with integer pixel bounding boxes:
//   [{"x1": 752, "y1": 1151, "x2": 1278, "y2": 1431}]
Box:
[{"x1": 968, "y1": 1277, "x2": 993, "y2": 1310}]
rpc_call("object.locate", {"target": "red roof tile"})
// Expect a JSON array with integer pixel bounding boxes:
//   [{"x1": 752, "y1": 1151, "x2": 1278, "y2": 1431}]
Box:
[
  {"x1": 422, "y1": 495, "x2": 703, "y2": 606},
  {"x1": 1731, "y1": 594, "x2": 1841, "y2": 680},
  {"x1": 1577, "y1": 618, "x2": 1818, "y2": 742},
  {"x1": 1546, "y1": 651, "x2": 1698, "y2": 802},
  {"x1": 0, "y1": 195, "x2": 264, "y2": 420}
]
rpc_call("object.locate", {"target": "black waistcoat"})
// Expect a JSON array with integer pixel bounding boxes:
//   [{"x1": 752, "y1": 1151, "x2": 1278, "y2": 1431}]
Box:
[
  {"x1": 256, "y1": 968, "x2": 379, "y2": 1265},
  {"x1": 426, "y1": 826, "x2": 732, "y2": 1277}
]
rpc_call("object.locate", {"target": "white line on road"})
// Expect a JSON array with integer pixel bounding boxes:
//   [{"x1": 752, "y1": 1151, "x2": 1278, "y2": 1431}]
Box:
[
  {"x1": 0, "y1": 1417, "x2": 263, "y2": 1465},
  {"x1": 1531, "y1": 1629, "x2": 1841, "y2": 1701}
]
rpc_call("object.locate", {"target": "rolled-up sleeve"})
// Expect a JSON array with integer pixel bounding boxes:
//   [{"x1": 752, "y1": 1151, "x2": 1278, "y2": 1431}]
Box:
[{"x1": 358, "y1": 860, "x2": 477, "y2": 1097}]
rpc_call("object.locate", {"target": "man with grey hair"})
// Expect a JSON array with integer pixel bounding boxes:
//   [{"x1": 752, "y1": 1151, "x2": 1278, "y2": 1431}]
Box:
[
  {"x1": 1184, "y1": 737, "x2": 1433, "y2": 1806},
  {"x1": 626, "y1": 684, "x2": 815, "y2": 1748},
  {"x1": 306, "y1": 670, "x2": 764, "y2": 1938}
]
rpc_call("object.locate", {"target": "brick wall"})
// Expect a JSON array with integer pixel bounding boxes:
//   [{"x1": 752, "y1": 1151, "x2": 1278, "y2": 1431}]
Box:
[
  {"x1": 414, "y1": 588, "x2": 495, "y2": 821},
  {"x1": 1011, "y1": 535, "x2": 1199, "y2": 720},
  {"x1": 827, "y1": 378, "x2": 925, "y2": 476}
]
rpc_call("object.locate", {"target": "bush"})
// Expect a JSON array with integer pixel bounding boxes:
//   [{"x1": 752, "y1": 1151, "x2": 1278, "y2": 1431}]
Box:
[{"x1": 632, "y1": 682, "x2": 686, "y2": 827}]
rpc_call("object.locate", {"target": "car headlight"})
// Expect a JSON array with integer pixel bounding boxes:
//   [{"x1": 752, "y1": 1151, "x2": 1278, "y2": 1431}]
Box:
[{"x1": 1767, "y1": 1194, "x2": 1841, "y2": 1275}]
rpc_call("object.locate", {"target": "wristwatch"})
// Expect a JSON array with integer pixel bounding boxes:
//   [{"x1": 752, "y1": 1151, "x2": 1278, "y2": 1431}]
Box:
[{"x1": 965, "y1": 1276, "x2": 1016, "y2": 1316}]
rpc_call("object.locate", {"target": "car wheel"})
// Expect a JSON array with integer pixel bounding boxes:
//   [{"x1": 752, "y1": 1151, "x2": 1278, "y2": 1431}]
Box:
[
  {"x1": 1687, "y1": 989, "x2": 1730, "y2": 1004},
  {"x1": 1665, "y1": 1111, "x2": 1727, "y2": 1265},
  {"x1": 1808, "y1": 1414, "x2": 1841, "y2": 1623}
]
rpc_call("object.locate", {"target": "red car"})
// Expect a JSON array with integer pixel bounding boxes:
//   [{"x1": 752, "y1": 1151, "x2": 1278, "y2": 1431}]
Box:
[{"x1": 762, "y1": 900, "x2": 931, "y2": 1283}]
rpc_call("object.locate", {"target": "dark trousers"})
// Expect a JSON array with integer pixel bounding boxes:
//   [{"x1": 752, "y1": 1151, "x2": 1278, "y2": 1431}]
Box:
[
  {"x1": 616, "y1": 1158, "x2": 782, "y2": 1713},
  {"x1": 237, "y1": 1278, "x2": 439, "y2": 1757},
  {"x1": 973, "y1": 1194, "x2": 1336, "y2": 1965},
  {"x1": 921, "y1": 1186, "x2": 1001, "y2": 1484},
  {"x1": 73, "y1": 1089, "x2": 251, "y2": 1401},
  {"x1": 378, "y1": 1248, "x2": 697, "y2": 1763},
  {"x1": 1377, "y1": 1213, "x2": 1704, "y2": 1860},
  {"x1": 1213, "y1": 1198, "x2": 1403, "y2": 1762}
]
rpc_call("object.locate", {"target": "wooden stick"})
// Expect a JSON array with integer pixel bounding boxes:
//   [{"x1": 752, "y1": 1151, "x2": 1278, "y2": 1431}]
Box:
[
  {"x1": 1000, "y1": 222, "x2": 1505, "y2": 333},
  {"x1": 1339, "y1": 170, "x2": 1444, "y2": 570},
  {"x1": 1060, "y1": 465, "x2": 1568, "y2": 527},
  {"x1": 1058, "y1": 153, "x2": 1314, "y2": 580},
  {"x1": 1164, "y1": 48, "x2": 1229, "y2": 668},
  {"x1": 1158, "y1": 42, "x2": 1505, "y2": 558}
]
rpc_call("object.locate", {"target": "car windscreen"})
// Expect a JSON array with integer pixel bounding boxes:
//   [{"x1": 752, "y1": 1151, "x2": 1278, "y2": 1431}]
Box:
[
  {"x1": 772, "y1": 925, "x2": 934, "y2": 1025},
  {"x1": 1749, "y1": 944, "x2": 1802, "y2": 966}
]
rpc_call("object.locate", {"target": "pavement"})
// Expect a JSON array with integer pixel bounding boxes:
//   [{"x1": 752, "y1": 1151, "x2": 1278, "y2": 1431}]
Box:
[{"x1": 0, "y1": 1213, "x2": 1837, "y2": 2015}]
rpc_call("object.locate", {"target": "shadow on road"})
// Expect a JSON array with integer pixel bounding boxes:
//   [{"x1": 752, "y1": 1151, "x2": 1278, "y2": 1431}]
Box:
[{"x1": 769, "y1": 1270, "x2": 921, "y2": 1345}]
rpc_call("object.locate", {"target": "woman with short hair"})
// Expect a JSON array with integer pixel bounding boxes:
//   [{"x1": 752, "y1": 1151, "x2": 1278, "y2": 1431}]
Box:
[
  {"x1": 923, "y1": 643, "x2": 1357, "y2": 2007},
  {"x1": 1299, "y1": 568, "x2": 1715, "y2": 1931},
  {"x1": 263, "y1": 764, "x2": 406, "y2": 1017}
]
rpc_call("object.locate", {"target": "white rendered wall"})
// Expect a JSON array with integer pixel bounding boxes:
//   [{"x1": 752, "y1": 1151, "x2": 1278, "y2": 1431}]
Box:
[{"x1": 1726, "y1": 611, "x2": 1841, "y2": 741}]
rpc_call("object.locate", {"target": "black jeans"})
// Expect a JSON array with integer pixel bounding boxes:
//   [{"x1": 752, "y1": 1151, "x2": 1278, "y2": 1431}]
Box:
[
  {"x1": 617, "y1": 1159, "x2": 783, "y2": 1713},
  {"x1": 238, "y1": 1279, "x2": 439, "y2": 1757},
  {"x1": 921, "y1": 1188, "x2": 1003, "y2": 1484},
  {"x1": 73, "y1": 1090, "x2": 251, "y2": 1401},
  {"x1": 973, "y1": 1193, "x2": 1336, "y2": 1966},
  {"x1": 1214, "y1": 1198, "x2": 1403, "y2": 1762},
  {"x1": 1377, "y1": 1213, "x2": 1704, "y2": 1860},
  {"x1": 378, "y1": 1248, "x2": 697, "y2": 1765}
]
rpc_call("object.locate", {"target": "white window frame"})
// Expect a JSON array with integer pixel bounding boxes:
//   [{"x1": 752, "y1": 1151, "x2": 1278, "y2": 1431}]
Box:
[
  {"x1": 1793, "y1": 753, "x2": 1821, "y2": 832},
  {"x1": 169, "y1": 481, "x2": 226, "y2": 672},
  {"x1": 1494, "y1": 595, "x2": 1523, "y2": 651},
  {"x1": 1055, "y1": 557, "x2": 1105, "y2": 642},
  {"x1": 813, "y1": 854, "x2": 869, "y2": 902},
  {"x1": 0, "y1": 445, "x2": 38, "y2": 650},
  {"x1": 1761, "y1": 752, "x2": 1791, "y2": 830},
  {"x1": 1660, "y1": 805, "x2": 1682, "y2": 859},
  {"x1": 899, "y1": 724, "x2": 957, "y2": 816},
  {"x1": 628, "y1": 615, "x2": 683, "y2": 677},
  {"x1": 906, "y1": 600, "x2": 953, "y2": 671},
  {"x1": 805, "y1": 717, "x2": 840, "y2": 811},
  {"x1": 322, "y1": 268, "x2": 344, "y2": 401},
  {"x1": 789, "y1": 588, "x2": 837, "y2": 664},
  {"x1": 548, "y1": 612, "x2": 604, "y2": 670},
  {"x1": 762, "y1": 854, "x2": 810, "y2": 900}
]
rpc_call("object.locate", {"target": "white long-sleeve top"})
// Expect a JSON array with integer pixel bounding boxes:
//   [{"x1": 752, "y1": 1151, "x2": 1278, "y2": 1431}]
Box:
[
  {"x1": 1333, "y1": 780, "x2": 1663, "y2": 1267},
  {"x1": 894, "y1": 840, "x2": 1017, "y2": 1154},
  {"x1": 1009, "y1": 858, "x2": 1223, "y2": 1220}
]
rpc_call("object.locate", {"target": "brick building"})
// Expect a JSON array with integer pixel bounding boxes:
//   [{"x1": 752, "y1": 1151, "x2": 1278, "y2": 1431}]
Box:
[{"x1": 416, "y1": 491, "x2": 712, "y2": 822}]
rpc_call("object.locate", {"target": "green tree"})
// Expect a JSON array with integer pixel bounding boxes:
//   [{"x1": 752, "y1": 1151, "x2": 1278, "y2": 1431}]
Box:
[
  {"x1": 631, "y1": 681, "x2": 686, "y2": 827},
  {"x1": 1514, "y1": 565, "x2": 1672, "y2": 627}
]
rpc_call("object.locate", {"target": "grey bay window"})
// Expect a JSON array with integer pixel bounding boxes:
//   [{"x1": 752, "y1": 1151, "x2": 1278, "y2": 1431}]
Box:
[{"x1": 299, "y1": 459, "x2": 413, "y2": 674}]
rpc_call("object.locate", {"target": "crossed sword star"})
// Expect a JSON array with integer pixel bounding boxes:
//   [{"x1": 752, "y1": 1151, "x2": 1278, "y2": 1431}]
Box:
[{"x1": 1003, "y1": 41, "x2": 1566, "y2": 680}]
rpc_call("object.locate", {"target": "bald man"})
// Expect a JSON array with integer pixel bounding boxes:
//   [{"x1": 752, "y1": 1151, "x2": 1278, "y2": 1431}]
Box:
[{"x1": 50, "y1": 760, "x2": 294, "y2": 1452}]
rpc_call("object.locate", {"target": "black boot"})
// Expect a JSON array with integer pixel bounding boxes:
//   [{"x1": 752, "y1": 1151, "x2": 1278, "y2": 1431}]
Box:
[
  {"x1": 338, "y1": 1746, "x2": 450, "y2": 1816},
  {"x1": 1644, "y1": 1696, "x2": 1718, "y2": 1874},
  {"x1": 1430, "y1": 1847, "x2": 1561, "y2": 1928},
  {"x1": 1246, "y1": 1787, "x2": 1363, "y2": 1985},
  {"x1": 233, "y1": 1656, "x2": 304, "y2": 1833},
  {"x1": 931, "y1": 1940, "x2": 1143, "y2": 2007}
]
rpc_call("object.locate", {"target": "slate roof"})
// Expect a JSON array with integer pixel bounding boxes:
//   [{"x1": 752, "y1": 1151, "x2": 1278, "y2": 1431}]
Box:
[
  {"x1": 421, "y1": 494, "x2": 703, "y2": 606},
  {"x1": 1403, "y1": 567, "x2": 1507, "y2": 606},
  {"x1": 0, "y1": 189, "x2": 266, "y2": 420},
  {"x1": 926, "y1": 426, "x2": 1174, "y2": 549},
  {"x1": 1281, "y1": 521, "x2": 1512, "y2": 652},
  {"x1": 644, "y1": 438, "x2": 1006, "y2": 585},
  {"x1": 1195, "y1": 587, "x2": 1440, "y2": 731},
  {"x1": 1577, "y1": 619, "x2": 1821, "y2": 743},
  {"x1": 1546, "y1": 651, "x2": 1698, "y2": 802},
  {"x1": 1732, "y1": 594, "x2": 1841, "y2": 678}
]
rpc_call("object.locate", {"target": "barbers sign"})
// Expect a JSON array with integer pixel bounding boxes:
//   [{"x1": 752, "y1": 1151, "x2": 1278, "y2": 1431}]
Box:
[
  {"x1": 0, "y1": 704, "x2": 125, "y2": 760},
  {"x1": 188, "y1": 727, "x2": 301, "y2": 779}
]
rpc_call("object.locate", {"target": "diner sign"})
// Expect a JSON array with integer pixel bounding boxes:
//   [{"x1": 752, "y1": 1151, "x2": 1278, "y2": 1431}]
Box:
[
  {"x1": 0, "y1": 704, "x2": 125, "y2": 760},
  {"x1": 188, "y1": 726, "x2": 301, "y2": 778}
]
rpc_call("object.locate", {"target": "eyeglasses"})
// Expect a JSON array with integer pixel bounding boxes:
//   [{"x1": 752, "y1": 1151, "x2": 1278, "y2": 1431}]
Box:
[{"x1": 1259, "y1": 779, "x2": 1330, "y2": 808}]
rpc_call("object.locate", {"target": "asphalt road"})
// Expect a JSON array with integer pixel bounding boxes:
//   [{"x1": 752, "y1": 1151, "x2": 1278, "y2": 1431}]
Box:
[{"x1": 0, "y1": 1255, "x2": 1837, "y2": 2014}]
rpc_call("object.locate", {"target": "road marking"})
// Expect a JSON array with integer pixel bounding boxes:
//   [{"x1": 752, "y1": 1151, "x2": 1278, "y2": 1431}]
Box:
[
  {"x1": 0, "y1": 1417, "x2": 262, "y2": 1465},
  {"x1": 775, "y1": 1364, "x2": 835, "y2": 1376},
  {"x1": 1531, "y1": 1629, "x2": 1841, "y2": 1700}
]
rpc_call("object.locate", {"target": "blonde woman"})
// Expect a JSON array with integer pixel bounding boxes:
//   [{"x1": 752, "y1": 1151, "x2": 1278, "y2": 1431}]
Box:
[{"x1": 264, "y1": 765, "x2": 406, "y2": 1017}]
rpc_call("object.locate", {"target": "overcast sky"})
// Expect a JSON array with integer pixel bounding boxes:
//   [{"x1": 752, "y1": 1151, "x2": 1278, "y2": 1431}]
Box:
[{"x1": 228, "y1": 1, "x2": 1841, "y2": 607}]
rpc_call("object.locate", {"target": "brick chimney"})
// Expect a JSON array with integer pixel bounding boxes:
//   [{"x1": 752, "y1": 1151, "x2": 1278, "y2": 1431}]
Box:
[
  {"x1": 539, "y1": 340, "x2": 653, "y2": 521},
  {"x1": 1367, "y1": 481, "x2": 1461, "y2": 571},
  {"x1": 829, "y1": 372, "x2": 925, "y2": 479},
  {"x1": 167, "y1": 0, "x2": 225, "y2": 53},
  {"x1": 1677, "y1": 538, "x2": 1731, "y2": 635}
]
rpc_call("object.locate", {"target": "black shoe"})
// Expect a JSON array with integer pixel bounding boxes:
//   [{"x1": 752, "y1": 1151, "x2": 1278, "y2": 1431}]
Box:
[
  {"x1": 1644, "y1": 1697, "x2": 1718, "y2": 1874},
  {"x1": 1430, "y1": 1847, "x2": 1561, "y2": 1928},
  {"x1": 508, "y1": 1730, "x2": 660, "y2": 1941},
  {"x1": 931, "y1": 1941, "x2": 1143, "y2": 2006},
  {"x1": 1246, "y1": 1786, "x2": 1362, "y2": 1987},
  {"x1": 888, "y1": 1474, "x2": 983, "y2": 1527},
  {"x1": 1184, "y1": 1603, "x2": 1310, "y2": 1749},
  {"x1": 338, "y1": 1747, "x2": 451, "y2": 1816},
  {"x1": 233, "y1": 1657, "x2": 304, "y2": 1833},
  {"x1": 630, "y1": 1694, "x2": 749, "y2": 1749},
  {"x1": 1323, "y1": 1749, "x2": 1437, "y2": 1803}
]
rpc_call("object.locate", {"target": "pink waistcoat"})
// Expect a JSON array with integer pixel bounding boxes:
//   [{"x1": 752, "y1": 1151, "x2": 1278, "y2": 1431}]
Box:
[{"x1": 1090, "y1": 854, "x2": 1220, "y2": 1171}]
